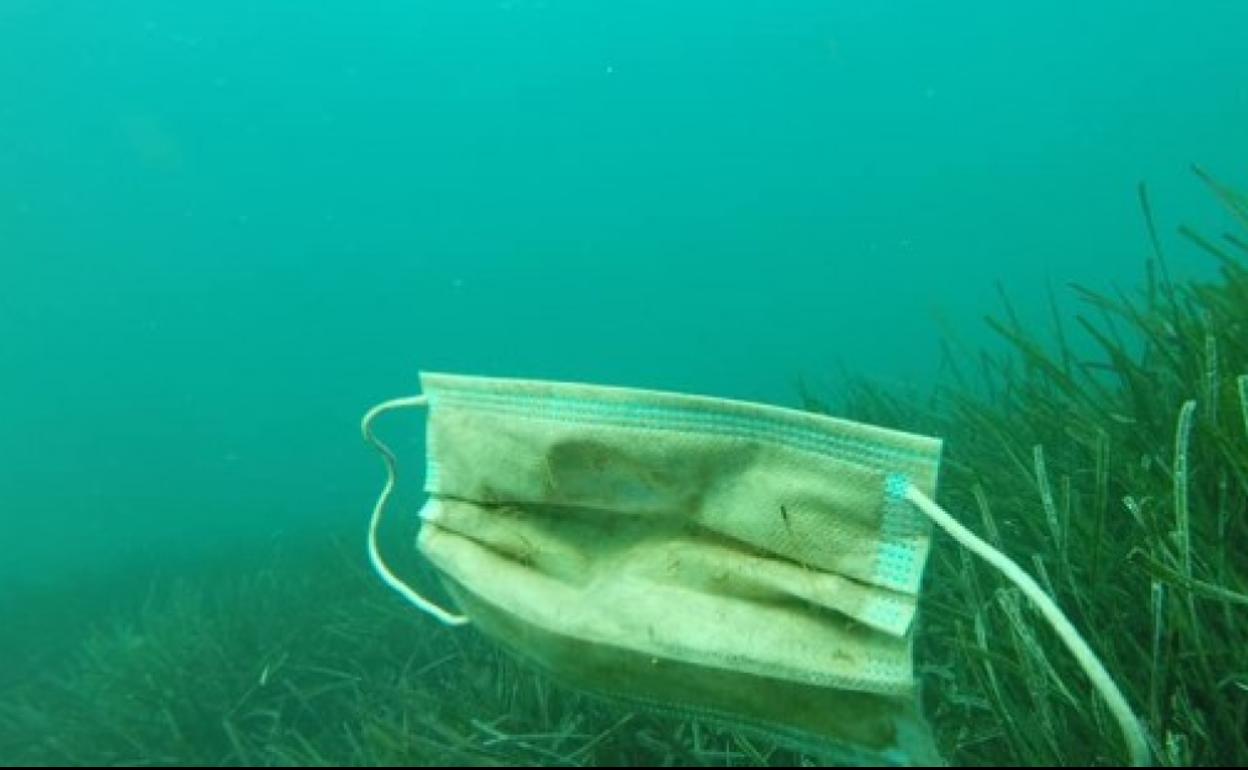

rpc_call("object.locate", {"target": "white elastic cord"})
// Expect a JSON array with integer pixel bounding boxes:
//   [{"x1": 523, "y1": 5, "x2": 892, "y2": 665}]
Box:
[
  {"x1": 361, "y1": 394, "x2": 470, "y2": 626},
  {"x1": 904, "y1": 482, "x2": 1151, "y2": 767}
]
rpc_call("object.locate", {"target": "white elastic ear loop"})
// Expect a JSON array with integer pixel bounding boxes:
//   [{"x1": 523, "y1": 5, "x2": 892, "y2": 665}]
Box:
[
  {"x1": 361, "y1": 394, "x2": 470, "y2": 626},
  {"x1": 904, "y1": 483, "x2": 1151, "y2": 768}
]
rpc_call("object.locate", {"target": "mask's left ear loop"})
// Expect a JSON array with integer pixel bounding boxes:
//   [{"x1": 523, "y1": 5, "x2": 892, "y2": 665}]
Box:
[
  {"x1": 362, "y1": 395, "x2": 470, "y2": 626},
  {"x1": 899, "y1": 477, "x2": 1150, "y2": 767}
]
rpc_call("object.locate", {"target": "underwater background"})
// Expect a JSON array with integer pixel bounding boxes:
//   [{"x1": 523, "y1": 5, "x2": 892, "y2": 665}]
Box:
[{"x1": 3, "y1": 1, "x2": 1248, "y2": 765}]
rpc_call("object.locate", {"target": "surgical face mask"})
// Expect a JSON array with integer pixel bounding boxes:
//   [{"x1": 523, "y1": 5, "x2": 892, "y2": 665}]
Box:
[{"x1": 362, "y1": 372, "x2": 1149, "y2": 766}]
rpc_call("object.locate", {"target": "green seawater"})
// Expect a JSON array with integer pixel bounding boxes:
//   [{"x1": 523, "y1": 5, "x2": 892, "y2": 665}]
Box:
[{"x1": 2, "y1": 1, "x2": 1246, "y2": 765}]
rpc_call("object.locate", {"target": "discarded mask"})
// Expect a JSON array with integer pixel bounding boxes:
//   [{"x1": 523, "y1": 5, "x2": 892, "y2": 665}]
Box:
[{"x1": 362, "y1": 372, "x2": 1149, "y2": 766}]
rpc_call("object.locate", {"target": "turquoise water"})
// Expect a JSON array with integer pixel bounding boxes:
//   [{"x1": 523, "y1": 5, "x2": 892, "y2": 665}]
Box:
[{"x1": 2, "y1": 0, "x2": 1246, "y2": 677}]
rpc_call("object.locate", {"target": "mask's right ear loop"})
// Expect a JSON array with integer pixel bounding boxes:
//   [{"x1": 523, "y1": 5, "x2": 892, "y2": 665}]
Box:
[
  {"x1": 901, "y1": 478, "x2": 1151, "y2": 767},
  {"x1": 362, "y1": 395, "x2": 470, "y2": 626}
]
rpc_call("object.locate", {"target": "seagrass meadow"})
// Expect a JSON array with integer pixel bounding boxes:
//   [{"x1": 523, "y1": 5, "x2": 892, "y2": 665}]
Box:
[
  {"x1": 821, "y1": 168, "x2": 1248, "y2": 766},
  {"x1": 1, "y1": 171, "x2": 1246, "y2": 766}
]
